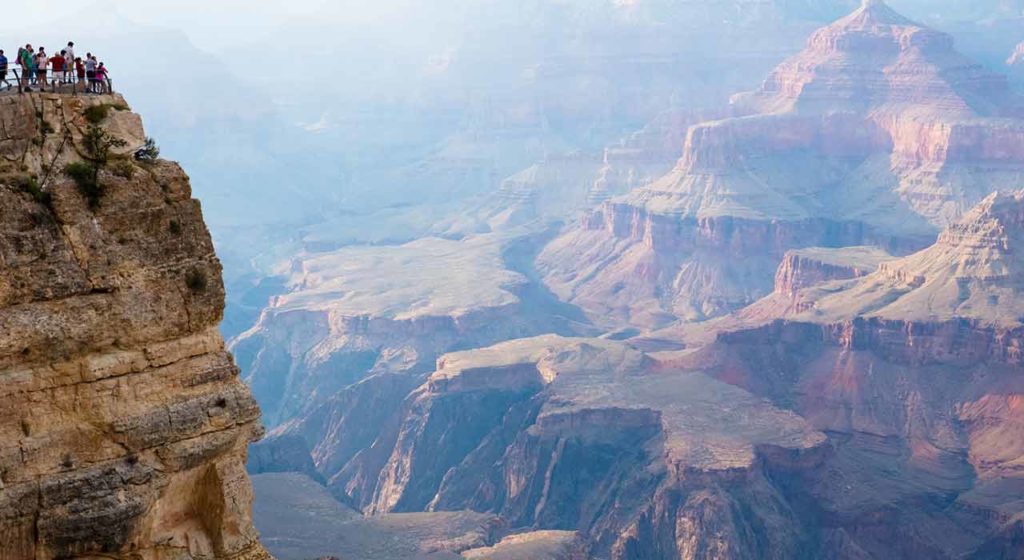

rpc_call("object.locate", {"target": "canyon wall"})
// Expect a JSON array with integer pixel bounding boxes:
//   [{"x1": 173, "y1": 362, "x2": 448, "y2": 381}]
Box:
[
  {"x1": 538, "y1": 0, "x2": 1024, "y2": 330},
  {"x1": 0, "y1": 94, "x2": 269, "y2": 560},
  {"x1": 301, "y1": 191, "x2": 1024, "y2": 559}
]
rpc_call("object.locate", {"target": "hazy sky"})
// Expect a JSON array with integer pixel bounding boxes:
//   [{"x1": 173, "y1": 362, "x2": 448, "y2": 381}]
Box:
[{"x1": 0, "y1": 0, "x2": 419, "y2": 51}]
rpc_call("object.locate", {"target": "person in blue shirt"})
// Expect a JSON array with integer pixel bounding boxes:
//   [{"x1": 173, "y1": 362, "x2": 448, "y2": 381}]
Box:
[{"x1": 0, "y1": 50, "x2": 8, "y2": 89}]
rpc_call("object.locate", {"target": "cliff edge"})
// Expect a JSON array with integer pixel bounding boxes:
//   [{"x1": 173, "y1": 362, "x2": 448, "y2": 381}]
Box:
[{"x1": 0, "y1": 93, "x2": 271, "y2": 559}]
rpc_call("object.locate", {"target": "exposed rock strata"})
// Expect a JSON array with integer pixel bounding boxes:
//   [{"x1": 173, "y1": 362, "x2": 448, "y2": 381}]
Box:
[
  {"x1": 0, "y1": 94, "x2": 269, "y2": 559},
  {"x1": 539, "y1": 0, "x2": 1024, "y2": 328},
  {"x1": 311, "y1": 335, "x2": 824, "y2": 559},
  {"x1": 232, "y1": 235, "x2": 547, "y2": 427},
  {"x1": 320, "y1": 192, "x2": 1024, "y2": 558}
]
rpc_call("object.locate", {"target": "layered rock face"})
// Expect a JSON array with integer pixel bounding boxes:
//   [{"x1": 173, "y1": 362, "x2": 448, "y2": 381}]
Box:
[
  {"x1": 307, "y1": 193, "x2": 1024, "y2": 559},
  {"x1": 0, "y1": 94, "x2": 269, "y2": 559},
  {"x1": 232, "y1": 234, "x2": 564, "y2": 428},
  {"x1": 302, "y1": 334, "x2": 825, "y2": 559},
  {"x1": 538, "y1": 0, "x2": 1024, "y2": 329},
  {"x1": 666, "y1": 191, "x2": 1024, "y2": 557}
]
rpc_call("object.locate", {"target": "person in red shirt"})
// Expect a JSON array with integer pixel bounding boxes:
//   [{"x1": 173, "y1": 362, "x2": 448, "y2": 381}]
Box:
[
  {"x1": 73, "y1": 57, "x2": 85, "y2": 93},
  {"x1": 49, "y1": 53, "x2": 65, "y2": 87}
]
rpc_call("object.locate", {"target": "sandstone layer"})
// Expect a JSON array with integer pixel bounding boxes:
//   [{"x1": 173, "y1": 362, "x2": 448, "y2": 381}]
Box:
[
  {"x1": 538, "y1": 0, "x2": 1024, "y2": 329},
  {"x1": 0, "y1": 94, "x2": 269, "y2": 559},
  {"x1": 276, "y1": 334, "x2": 825, "y2": 559},
  {"x1": 281, "y1": 192, "x2": 1024, "y2": 559}
]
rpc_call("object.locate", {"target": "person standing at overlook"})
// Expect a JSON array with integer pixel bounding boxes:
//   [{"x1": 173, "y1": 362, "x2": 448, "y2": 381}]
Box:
[
  {"x1": 34, "y1": 47, "x2": 48, "y2": 90},
  {"x1": 74, "y1": 57, "x2": 85, "y2": 93},
  {"x1": 84, "y1": 53, "x2": 96, "y2": 92},
  {"x1": 62, "y1": 49, "x2": 72, "y2": 83},
  {"x1": 20, "y1": 44, "x2": 34, "y2": 90},
  {"x1": 95, "y1": 62, "x2": 109, "y2": 94},
  {"x1": 0, "y1": 50, "x2": 8, "y2": 90},
  {"x1": 49, "y1": 51, "x2": 66, "y2": 87}
]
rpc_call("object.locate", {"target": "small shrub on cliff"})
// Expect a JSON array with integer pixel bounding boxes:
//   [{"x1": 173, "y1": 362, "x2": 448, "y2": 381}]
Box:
[
  {"x1": 82, "y1": 103, "x2": 127, "y2": 124},
  {"x1": 65, "y1": 124, "x2": 128, "y2": 209},
  {"x1": 64, "y1": 161, "x2": 102, "y2": 208},
  {"x1": 169, "y1": 219, "x2": 182, "y2": 235},
  {"x1": 185, "y1": 268, "x2": 208, "y2": 293},
  {"x1": 110, "y1": 160, "x2": 136, "y2": 180},
  {"x1": 83, "y1": 104, "x2": 111, "y2": 124},
  {"x1": 134, "y1": 137, "x2": 160, "y2": 163},
  {"x1": 82, "y1": 124, "x2": 128, "y2": 166},
  {"x1": 13, "y1": 175, "x2": 51, "y2": 205}
]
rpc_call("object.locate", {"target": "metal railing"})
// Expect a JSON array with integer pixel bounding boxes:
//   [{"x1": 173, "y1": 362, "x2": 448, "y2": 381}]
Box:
[{"x1": 0, "y1": 68, "x2": 113, "y2": 96}]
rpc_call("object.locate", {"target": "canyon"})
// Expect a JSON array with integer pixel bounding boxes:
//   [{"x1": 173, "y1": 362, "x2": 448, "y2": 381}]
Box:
[
  {"x1": 537, "y1": 0, "x2": 1024, "y2": 329},
  {"x1": 238, "y1": 2, "x2": 1024, "y2": 559},
  {"x1": 6, "y1": 1, "x2": 1024, "y2": 559},
  {"x1": 0, "y1": 95, "x2": 269, "y2": 558},
  {"x1": 274, "y1": 191, "x2": 1024, "y2": 559}
]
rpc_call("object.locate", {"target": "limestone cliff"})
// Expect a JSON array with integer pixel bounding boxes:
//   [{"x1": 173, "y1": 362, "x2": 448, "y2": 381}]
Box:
[{"x1": 0, "y1": 93, "x2": 270, "y2": 560}]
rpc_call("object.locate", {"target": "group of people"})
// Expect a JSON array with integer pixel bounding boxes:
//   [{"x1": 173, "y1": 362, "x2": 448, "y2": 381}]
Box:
[{"x1": 0, "y1": 41, "x2": 111, "y2": 94}]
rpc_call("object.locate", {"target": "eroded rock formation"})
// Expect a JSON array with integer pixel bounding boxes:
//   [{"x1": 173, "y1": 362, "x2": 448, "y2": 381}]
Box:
[
  {"x1": 0, "y1": 94, "x2": 269, "y2": 559},
  {"x1": 304, "y1": 191, "x2": 1024, "y2": 559},
  {"x1": 538, "y1": 0, "x2": 1024, "y2": 329},
  {"x1": 231, "y1": 234, "x2": 567, "y2": 428}
]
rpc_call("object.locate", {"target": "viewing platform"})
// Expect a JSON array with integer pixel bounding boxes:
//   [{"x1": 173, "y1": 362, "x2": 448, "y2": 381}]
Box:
[{"x1": 0, "y1": 68, "x2": 113, "y2": 96}]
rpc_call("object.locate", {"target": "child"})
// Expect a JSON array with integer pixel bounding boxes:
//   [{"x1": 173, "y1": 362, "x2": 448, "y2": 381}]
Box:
[{"x1": 95, "y1": 62, "x2": 109, "y2": 94}]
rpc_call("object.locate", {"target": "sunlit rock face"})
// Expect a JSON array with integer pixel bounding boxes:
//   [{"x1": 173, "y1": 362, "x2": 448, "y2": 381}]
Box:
[
  {"x1": 304, "y1": 334, "x2": 825, "y2": 560},
  {"x1": 313, "y1": 192, "x2": 1024, "y2": 560},
  {"x1": 538, "y1": 0, "x2": 1024, "y2": 330},
  {"x1": 0, "y1": 95, "x2": 270, "y2": 559},
  {"x1": 231, "y1": 234, "x2": 564, "y2": 428},
  {"x1": 666, "y1": 196, "x2": 1024, "y2": 557}
]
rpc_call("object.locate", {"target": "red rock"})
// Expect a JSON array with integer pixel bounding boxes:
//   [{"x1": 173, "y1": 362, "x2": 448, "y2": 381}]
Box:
[{"x1": 539, "y1": 0, "x2": 1024, "y2": 328}]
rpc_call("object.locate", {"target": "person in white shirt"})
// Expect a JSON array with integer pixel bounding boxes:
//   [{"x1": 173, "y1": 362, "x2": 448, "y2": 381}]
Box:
[
  {"x1": 85, "y1": 54, "x2": 97, "y2": 93},
  {"x1": 34, "y1": 48, "x2": 48, "y2": 91},
  {"x1": 63, "y1": 43, "x2": 74, "y2": 83}
]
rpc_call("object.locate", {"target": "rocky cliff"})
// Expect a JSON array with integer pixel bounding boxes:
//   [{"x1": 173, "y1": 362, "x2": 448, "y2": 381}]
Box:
[
  {"x1": 538, "y1": 0, "x2": 1024, "y2": 329},
  {"x1": 231, "y1": 234, "x2": 568, "y2": 429},
  {"x1": 292, "y1": 334, "x2": 826, "y2": 559},
  {"x1": 295, "y1": 193, "x2": 1024, "y2": 559},
  {"x1": 0, "y1": 93, "x2": 269, "y2": 559}
]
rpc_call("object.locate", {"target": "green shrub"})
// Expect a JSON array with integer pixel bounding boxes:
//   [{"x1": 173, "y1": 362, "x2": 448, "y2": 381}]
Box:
[
  {"x1": 83, "y1": 102, "x2": 129, "y2": 124},
  {"x1": 83, "y1": 104, "x2": 112, "y2": 124},
  {"x1": 64, "y1": 161, "x2": 102, "y2": 208},
  {"x1": 135, "y1": 137, "x2": 160, "y2": 163},
  {"x1": 169, "y1": 219, "x2": 182, "y2": 235},
  {"x1": 65, "y1": 124, "x2": 128, "y2": 209},
  {"x1": 110, "y1": 160, "x2": 135, "y2": 180},
  {"x1": 82, "y1": 124, "x2": 127, "y2": 166},
  {"x1": 15, "y1": 175, "x2": 50, "y2": 205}
]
